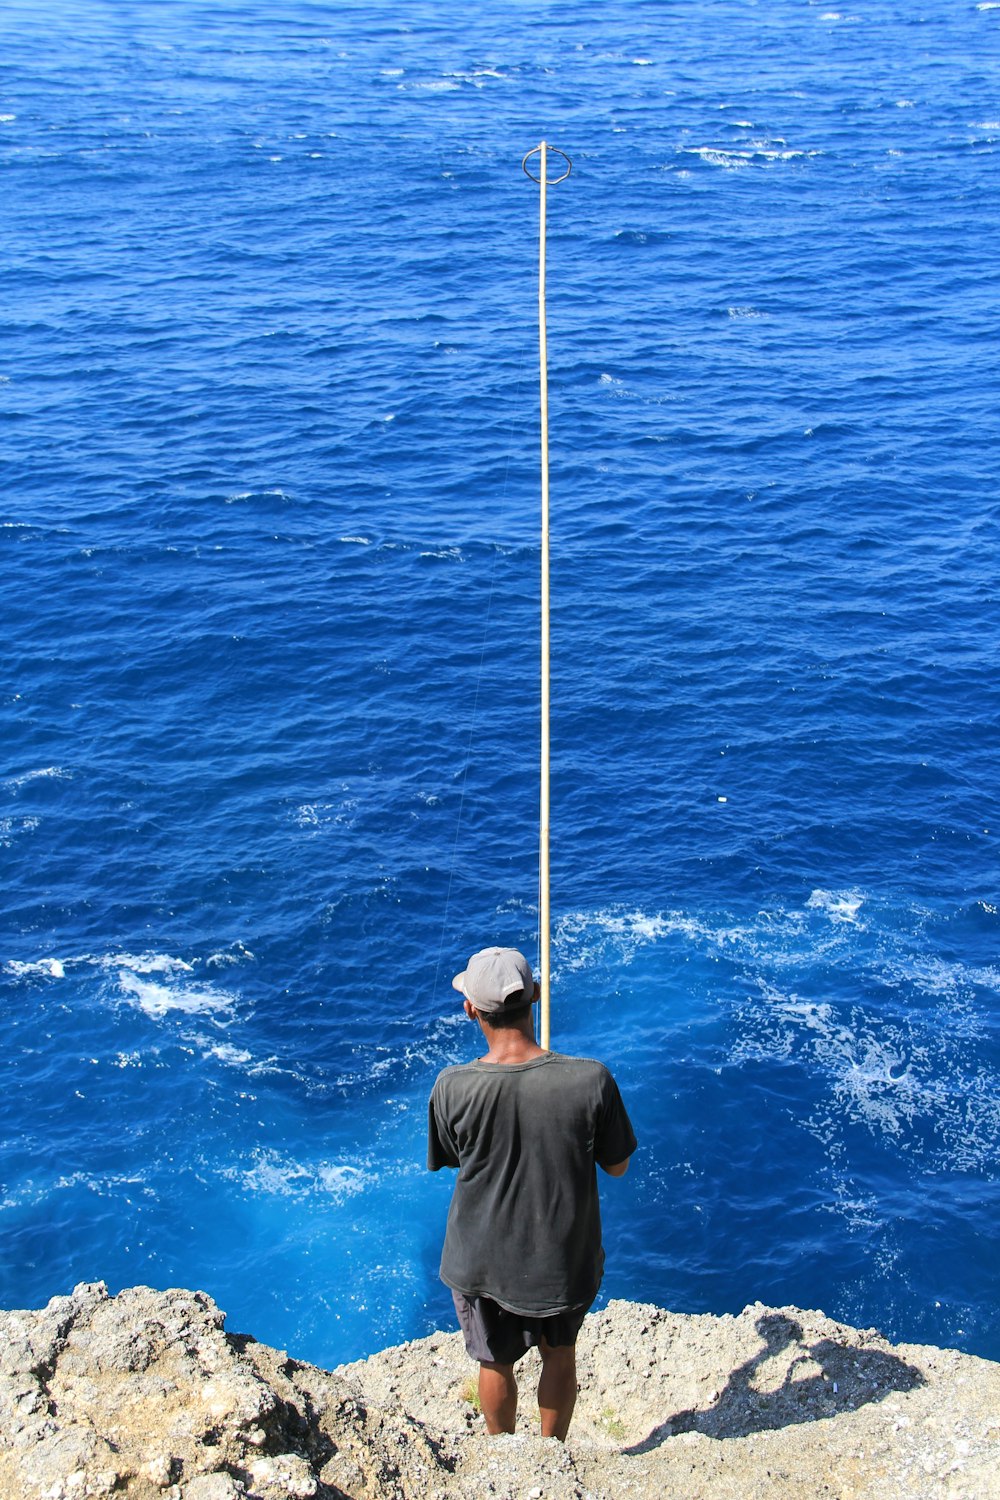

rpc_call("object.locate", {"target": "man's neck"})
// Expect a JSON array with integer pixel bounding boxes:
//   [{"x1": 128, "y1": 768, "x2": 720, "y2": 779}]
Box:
[{"x1": 480, "y1": 1028, "x2": 547, "y2": 1066}]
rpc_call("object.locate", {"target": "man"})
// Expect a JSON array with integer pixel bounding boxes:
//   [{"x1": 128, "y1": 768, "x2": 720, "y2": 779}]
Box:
[{"x1": 427, "y1": 945, "x2": 636, "y2": 1440}]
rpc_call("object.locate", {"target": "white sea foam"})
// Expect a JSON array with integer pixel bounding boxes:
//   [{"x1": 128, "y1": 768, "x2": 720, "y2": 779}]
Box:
[
  {"x1": 53, "y1": 1170, "x2": 149, "y2": 1199},
  {"x1": 806, "y1": 888, "x2": 864, "y2": 923},
  {"x1": 317, "y1": 1164, "x2": 368, "y2": 1194},
  {"x1": 5, "y1": 950, "x2": 241, "y2": 1007},
  {"x1": 206, "y1": 944, "x2": 255, "y2": 968},
  {"x1": 736, "y1": 981, "x2": 923, "y2": 1136},
  {"x1": 204, "y1": 1042, "x2": 252, "y2": 1066},
  {"x1": 552, "y1": 895, "x2": 999, "y2": 1177},
  {"x1": 554, "y1": 908, "x2": 690, "y2": 972},
  {"x1": 99, "y1": 953, "x2": 235, "y2": 1019},
  {"x1": 224, "y1": 487, "x2": 291, "y2": 503},
  {"x1": 100, "y1": 952, "x2": 193, "y2": 977},
  {"x1": 226, "y1": 1148, "x2": 368, "y2": 1200},
  {"x1": 117, "y1": 971, "x2": 236, "y2": 1018},
  {"x1": 2, "y1": 1171, "x2": 150, "y2": 1212},
  {"x1": 447, "y1": 68, "x2": 507, "y2": 86},
  {"x1": 4, "y1": 957, "x2": 65, "y2": 979},
  {"x1": 686, "y1": 147, "x2": 753, "y2": 169},
  {"x1": 732, "y1": 973, "x2": 1000, "y2": 1176},
  {"x1": 558, "y1": 903, "x2": 809, "y2": 969},
  {"x1": 821, "y1": 1186, "x2": 882, "y2": 1233},
  {"x1": 3, "y1": 766, "x2": 70, "y2": 792},
  {"x1": 683, "y1": 144, "x2": 815, "y2": 170},
  {"x1": 294, "y1": 795, "x2": 356, "y2": 830},
  {"x1": 553, "y1": 896, "x2": 879, "y2": 985},
  {"x1": 0, "y1": 816, "x2": 39, "y2": 845},
  {"x1": 882, "y1": 956, "x2": 999, "y2": 1045}
]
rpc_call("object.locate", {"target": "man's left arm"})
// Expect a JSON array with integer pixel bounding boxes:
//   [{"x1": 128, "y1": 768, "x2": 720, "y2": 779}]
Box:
[{"x1": 427, "y1": 1078, "x2": 461, "y2": 1171}]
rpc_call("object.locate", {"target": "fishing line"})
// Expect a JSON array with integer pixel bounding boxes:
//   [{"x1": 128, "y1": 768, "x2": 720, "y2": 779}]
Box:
[{"x1": 432, "y1": 336, "x2": 529, "y2": 1002}]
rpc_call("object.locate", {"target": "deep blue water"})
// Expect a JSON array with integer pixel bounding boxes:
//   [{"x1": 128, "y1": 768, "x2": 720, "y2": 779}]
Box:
[{"x1": 2, "y1": 0, "x2": 999, "y2": 1368}]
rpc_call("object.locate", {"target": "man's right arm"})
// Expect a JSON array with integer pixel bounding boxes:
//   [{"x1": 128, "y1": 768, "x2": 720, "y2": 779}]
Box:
[{"x1": 594, "y1": 1067, "x2": 637, "y2": 1177}]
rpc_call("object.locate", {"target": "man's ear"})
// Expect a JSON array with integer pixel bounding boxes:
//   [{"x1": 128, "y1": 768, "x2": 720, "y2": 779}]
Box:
[
  {"x1": 463, "y1": 998, "x2": 478, "y2": 1022},
  {"x1": 532, "y1": 980, "x2": 541, "y2": 1002}
]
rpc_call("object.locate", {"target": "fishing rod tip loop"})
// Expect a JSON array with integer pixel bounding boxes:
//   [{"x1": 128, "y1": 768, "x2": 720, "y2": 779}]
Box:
[{"x1": 522, "y1": 143, "x2": 572, "y2": 185}]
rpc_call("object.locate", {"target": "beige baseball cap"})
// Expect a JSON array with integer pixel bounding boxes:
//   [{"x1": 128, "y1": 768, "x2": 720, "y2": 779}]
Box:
[{"x1": 452, "y1": 946, "x2": 536, "y2": 1014}]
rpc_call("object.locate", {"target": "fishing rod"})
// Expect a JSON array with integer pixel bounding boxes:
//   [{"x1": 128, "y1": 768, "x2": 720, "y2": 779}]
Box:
[{"x1": 522, "y1": 141, "x2": 571, "y2": 1052}]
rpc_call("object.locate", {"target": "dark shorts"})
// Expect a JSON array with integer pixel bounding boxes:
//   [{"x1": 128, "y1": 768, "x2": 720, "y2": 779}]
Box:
[{"x1": 451, "y1": 1290, "x2": 594, "y2": 1366}]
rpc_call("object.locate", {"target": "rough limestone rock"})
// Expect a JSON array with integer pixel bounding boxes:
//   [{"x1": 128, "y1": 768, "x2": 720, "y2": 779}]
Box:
[{"x1": 1, "y1": 1283, "x2": 998, "y2": 1499}]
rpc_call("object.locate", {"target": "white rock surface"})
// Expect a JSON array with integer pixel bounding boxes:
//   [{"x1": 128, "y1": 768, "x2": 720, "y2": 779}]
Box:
[{"x1": 1, "y1": 1283, "x2": 998, "y2": 1499}]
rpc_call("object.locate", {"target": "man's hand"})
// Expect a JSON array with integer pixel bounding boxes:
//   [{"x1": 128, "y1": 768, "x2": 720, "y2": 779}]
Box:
[{"x1": 600, "y1": 1159, "x2": 630, "y2": 1177}]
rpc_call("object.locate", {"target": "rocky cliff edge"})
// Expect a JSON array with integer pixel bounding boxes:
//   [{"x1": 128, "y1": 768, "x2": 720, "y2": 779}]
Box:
[{"x1": 2, "y1": 1282, "x2": 997, "y2": 1500}]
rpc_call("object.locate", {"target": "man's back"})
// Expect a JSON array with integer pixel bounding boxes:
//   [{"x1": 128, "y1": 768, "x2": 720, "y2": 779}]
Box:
[{"x1": 428, "y1": 1051, "x2": 636, "y2": 1317}]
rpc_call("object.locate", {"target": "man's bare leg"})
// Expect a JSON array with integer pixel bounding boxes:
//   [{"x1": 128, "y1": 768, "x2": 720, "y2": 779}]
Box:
[
  {"x1": 478, "y1": 1361, "x2": 518, "y2": 1434},
  {"x1": 537, "y1": 1339, "x2": 577, "y2": 1440}
]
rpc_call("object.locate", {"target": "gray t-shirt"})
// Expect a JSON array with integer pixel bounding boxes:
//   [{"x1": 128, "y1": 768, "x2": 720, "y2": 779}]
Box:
[{"x1": 427, "y1": 1051, "x2": 637, "y2": 1317}]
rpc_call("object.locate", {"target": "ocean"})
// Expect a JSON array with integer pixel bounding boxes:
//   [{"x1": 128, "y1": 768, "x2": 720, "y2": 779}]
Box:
[{"x1": 2, "y1": 0, "x2": 999, "y2": 1369}]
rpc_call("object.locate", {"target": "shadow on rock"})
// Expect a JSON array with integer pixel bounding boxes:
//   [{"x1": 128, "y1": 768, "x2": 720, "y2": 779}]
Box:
[{"x1": 625, "y1": 1312, "x2": 925, "y2": 1454}]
